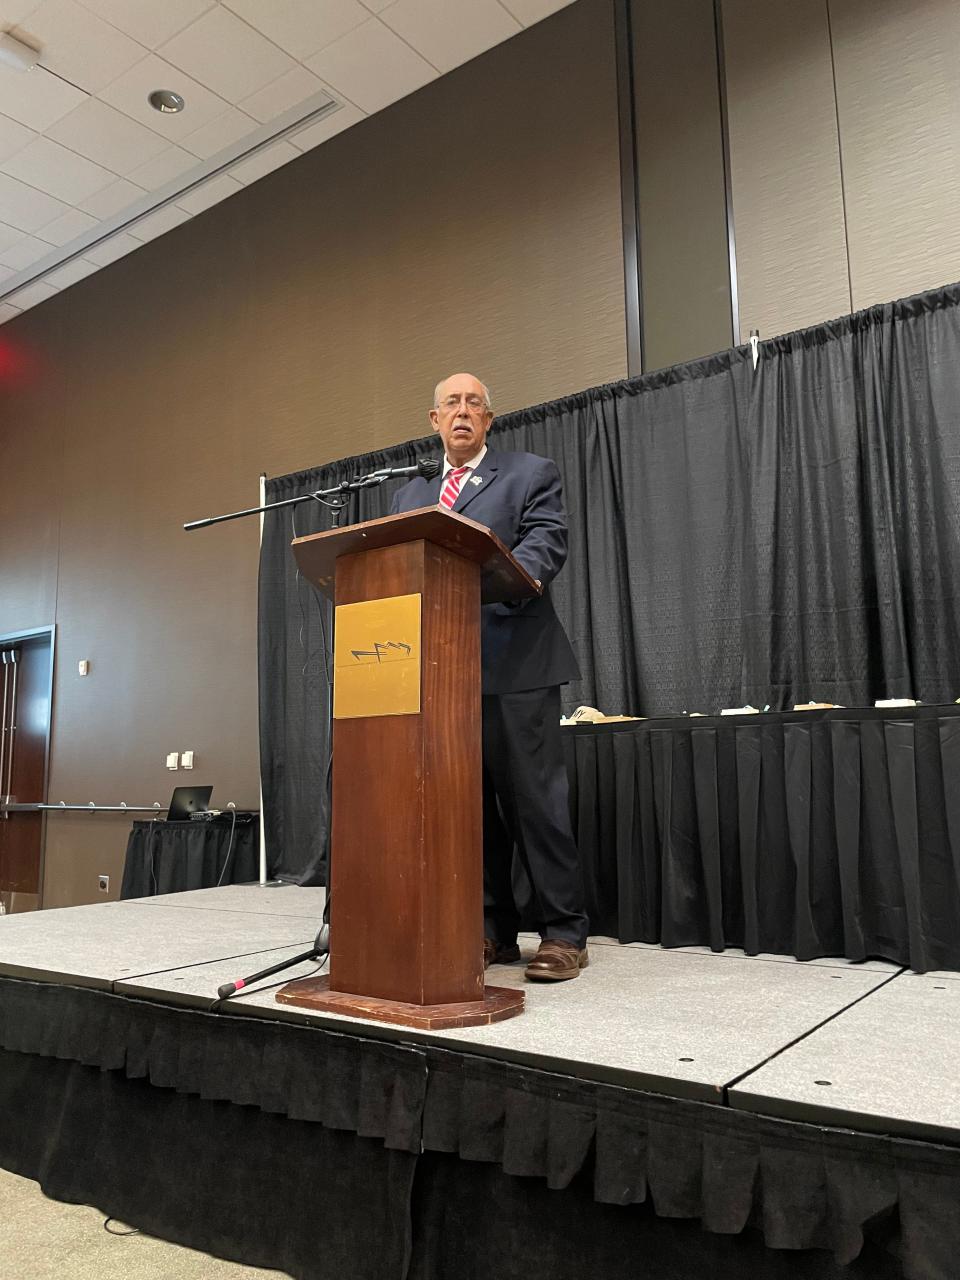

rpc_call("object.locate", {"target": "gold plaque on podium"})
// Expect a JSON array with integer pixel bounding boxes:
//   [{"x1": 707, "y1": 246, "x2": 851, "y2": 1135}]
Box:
[{"x1": 333, "y1": 593, "x2": 421, "y2": 719}]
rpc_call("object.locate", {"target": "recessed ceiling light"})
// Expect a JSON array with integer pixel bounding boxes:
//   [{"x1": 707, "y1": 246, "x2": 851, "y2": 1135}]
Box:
[
  {"x1": 148, "y1": 89, "x2": 185, "y2": 114},
  {"x1": 0, "y1": 32, "x2": 41, "y2": 72}
]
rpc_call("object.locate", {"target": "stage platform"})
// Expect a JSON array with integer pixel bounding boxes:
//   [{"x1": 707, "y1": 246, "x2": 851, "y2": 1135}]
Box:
[{"x1": 2, "y1": 884, "x2": 959, "y2": 1280}]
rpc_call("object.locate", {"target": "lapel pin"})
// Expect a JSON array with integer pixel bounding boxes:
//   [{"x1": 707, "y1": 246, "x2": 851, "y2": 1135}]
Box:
[{"x1": 470, "y1": 475, "x2": 484, "y2": 486}]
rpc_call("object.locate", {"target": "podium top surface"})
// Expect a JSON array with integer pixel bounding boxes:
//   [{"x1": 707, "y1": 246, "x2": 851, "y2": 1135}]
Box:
[{"x1": 292, "y1": 505, "x2": 540, "y2": 604}]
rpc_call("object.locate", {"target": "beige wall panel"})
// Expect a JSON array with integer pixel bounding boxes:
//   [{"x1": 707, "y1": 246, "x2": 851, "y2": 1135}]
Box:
[
  {"x1": 722, "y1": 0, "x2": 850, "y2": 338},
  {"x1": 40, "y1": 818, "x2": 132, "y2": 909},
  {"x1": 633, "y1": 0, "x2": 733, "y2": 368},
  {"x1": 0, "y1": 0, "x2": 624, "y2": 908},
  {"x1": 831, "y1": 0, "x2": 960, "y2": 310}
]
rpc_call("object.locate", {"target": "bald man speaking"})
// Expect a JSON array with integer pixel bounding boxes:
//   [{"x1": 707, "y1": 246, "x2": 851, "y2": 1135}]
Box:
[{"x1": 390, "y1": 374, "x2": 589, "y2": 981}]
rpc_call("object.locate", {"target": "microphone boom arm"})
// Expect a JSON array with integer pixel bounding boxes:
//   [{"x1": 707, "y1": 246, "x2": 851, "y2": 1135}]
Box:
[{"x1": 183, "y1": 457, "x2": 439, "y2": 531}]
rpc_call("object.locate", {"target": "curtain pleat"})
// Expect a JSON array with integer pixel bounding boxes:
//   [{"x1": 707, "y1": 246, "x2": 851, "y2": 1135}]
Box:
[
  {"x1": 783, "y1": 723, "x2": 817, "y2": 957},
  {"x1": 830, "y1": 720, "x2": 866, "y2": 959},
  {"x1": 692, "y1": 728, "x2": 724, "y2": 951}
]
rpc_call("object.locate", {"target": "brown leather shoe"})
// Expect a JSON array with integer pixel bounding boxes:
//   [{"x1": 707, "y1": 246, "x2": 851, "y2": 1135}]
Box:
[
  {"x1": 524, "y1": 939, "x2": 589, "y2": 982},
  {"x1": 483, "y1": 938, "x2": 522, "y2": 968}
]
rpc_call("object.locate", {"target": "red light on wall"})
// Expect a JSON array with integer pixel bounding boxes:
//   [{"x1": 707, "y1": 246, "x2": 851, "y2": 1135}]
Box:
[{"x1": 0, "y1": 335, "x2": 38, "y2": 384}]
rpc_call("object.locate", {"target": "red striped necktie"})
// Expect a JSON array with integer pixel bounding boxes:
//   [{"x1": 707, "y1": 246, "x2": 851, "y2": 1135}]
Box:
[{"x1": 439, "y1": 466, "x2": 469, "y2": 510}]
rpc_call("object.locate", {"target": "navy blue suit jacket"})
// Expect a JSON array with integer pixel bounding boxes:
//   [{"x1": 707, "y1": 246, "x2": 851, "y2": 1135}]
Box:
[{"x1": 390, "y1": 449, "x2": 581, "y2": 695}]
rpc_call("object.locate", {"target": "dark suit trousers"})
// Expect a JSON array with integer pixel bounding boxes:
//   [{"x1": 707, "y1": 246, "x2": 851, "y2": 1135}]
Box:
[{"x1": 482, "y1": 686, "x2": 589, "y2": 947}]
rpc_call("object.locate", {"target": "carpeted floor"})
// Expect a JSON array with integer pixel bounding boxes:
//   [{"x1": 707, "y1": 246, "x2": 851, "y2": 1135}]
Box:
[{"x1": 0, "y1": 1167, "x2": 289, "y2": 1279}]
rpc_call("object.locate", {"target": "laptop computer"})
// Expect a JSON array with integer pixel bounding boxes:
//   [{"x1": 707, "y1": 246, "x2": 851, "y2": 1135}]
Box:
[{"x1": 166, "y1": 785, "x2": 213, "y2": 821}]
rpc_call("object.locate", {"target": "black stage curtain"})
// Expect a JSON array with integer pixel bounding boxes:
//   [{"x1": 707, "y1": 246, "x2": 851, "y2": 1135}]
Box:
[
  {"x1": 567, "y1": 705, "x2": 960, "y2": 972},
  {"x1": 119, "y1": 817, "x2": 258, "y2": 898},
  {"x1": 259, "y1": 283, "x2": 960, "y2": 882},
  {"x1": 4, "y1": 976, "x2": 960, "y2": 1280}
]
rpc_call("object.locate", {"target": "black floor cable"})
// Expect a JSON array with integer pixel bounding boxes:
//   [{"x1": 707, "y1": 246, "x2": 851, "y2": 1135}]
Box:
[{"x1": 214, "y1": 807, "x2": 238, "y2": 887}]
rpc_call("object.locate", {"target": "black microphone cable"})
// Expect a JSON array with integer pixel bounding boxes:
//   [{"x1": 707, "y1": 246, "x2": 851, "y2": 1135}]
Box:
[{"x1": 214, "y1": 806, "x2": 238, "y2": 888}]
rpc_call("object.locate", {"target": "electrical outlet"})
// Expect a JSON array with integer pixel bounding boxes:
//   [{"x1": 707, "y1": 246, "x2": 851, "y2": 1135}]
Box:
[{"x1": 98, "y1": 875, "x2": 110, "y2": 893}]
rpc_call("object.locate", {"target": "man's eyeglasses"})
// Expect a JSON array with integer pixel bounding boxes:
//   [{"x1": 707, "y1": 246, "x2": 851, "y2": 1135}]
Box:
[{"x1": 439, "y1": 394, "x2": 488, "y2": 413}]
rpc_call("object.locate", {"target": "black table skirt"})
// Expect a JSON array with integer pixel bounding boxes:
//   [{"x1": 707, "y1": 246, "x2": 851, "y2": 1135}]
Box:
[
  {"x1": 562, "y1": 705, "x2": 960, "y2": 973},
  {"x1": 120, "y1": 817, "x2": 259, "y2": 898}
]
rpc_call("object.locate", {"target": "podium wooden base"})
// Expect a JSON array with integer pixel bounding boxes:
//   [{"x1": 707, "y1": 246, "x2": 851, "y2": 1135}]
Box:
[{"x1": 276, "y1": 975, "x2": 524, "y2": 1029}]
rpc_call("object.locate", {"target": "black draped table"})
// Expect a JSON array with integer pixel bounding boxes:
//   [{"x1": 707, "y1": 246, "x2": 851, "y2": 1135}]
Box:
[
  {"x1": 561, "y1": 704, "x2": 960, "y2": 973},
  {"x1": 120, "y1": 815, "x2": 259, "y2": 899}
]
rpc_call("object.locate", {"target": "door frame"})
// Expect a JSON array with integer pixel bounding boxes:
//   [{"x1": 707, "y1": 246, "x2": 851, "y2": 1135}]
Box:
[{"x1": 1, "y1": 624, "x2": 55, "y2": 906}]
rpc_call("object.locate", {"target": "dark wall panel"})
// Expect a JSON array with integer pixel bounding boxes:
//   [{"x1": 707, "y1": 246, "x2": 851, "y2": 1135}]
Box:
[{"x1": 632, "y1": 0, "x2": 732, "y2": 369}]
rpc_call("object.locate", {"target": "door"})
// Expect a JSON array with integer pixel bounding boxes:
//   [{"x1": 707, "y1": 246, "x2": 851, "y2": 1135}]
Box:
[{"x1": 0, "y1": 628, "x2": 54, "y2": 914}]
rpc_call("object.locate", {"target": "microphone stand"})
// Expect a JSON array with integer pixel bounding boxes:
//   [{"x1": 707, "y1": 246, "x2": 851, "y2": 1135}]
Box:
[
  {"x1": 216, "y1": 923, "x2": 330, "y2": 1003},
  {"x1": 187, "y1": 455, "x2": 440, "y2": 1003}
]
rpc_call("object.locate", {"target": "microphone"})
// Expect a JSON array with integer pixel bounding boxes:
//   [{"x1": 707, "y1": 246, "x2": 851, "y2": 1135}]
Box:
[{"x1": 373, "y1": 456, "x2": 441, "y2": 480}]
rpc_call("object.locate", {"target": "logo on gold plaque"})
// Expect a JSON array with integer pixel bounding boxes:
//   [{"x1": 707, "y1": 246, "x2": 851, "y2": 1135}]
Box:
[{"x1": 333, "y1": 593, "x2": 421, "y2": 719}]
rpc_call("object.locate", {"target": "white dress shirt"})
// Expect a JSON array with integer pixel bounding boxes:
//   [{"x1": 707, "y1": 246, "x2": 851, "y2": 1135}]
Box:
[{"x1": 441, "y1": 443, "x2": 488, "y2": 484}]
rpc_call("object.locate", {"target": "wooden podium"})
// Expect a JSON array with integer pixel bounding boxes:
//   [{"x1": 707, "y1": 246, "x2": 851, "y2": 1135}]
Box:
[{"x1": 276, "y1": 506, "x2": 536, "y2": 1028}]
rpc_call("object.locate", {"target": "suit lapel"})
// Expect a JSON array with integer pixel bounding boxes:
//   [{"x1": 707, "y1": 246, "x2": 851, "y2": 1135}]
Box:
[{"x1": 453, "y1": 452, "x2": 498, "y2": 515}]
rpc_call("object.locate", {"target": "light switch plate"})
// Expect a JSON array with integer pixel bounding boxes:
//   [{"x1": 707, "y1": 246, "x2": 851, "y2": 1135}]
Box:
[{"x1": 166, "y1": 752, "x2": 179, "y2": 770}]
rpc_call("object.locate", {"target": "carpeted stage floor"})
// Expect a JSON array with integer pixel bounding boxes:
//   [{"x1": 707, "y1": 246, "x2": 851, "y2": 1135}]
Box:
[{"x1": 1, "y1": 884, "x2": 958, "y2": 1280}]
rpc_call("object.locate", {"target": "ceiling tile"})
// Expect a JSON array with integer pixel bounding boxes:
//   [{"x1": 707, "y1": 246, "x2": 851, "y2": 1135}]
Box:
[
  {"x1": 2, "y1": 135, "x2": 116, "y2": 203},
  {"x1": 306, "y1": 18, "x2": 436, "y2": 114},
  {"x1": 180, "y1": 106, "x2": 255, "y2": 160},
  {"x1": 223, "y1": 0, "x2": 367, "y2": 61},
  {"x1": 289, "y1": 101, "x2": 365, "y2": 151},
  {"x1": 0, "y1": 171, "x2": 69, "y2": 232},
  {"x1": 83, "y1": 230, "x2": 139, "y2": 265},
  {"x1": 240, "y1": 67, "x2": 333, "y2": 124},
  {"x1": 99, "y1": 52, "x2": 232, "y2": 139},
  {"x1": 359, "y1": 0, "x2": 393, "y2": 12},
  {"x1": 44, "y1": 256, "x2": 98, "y2": 287},
  {"x1": 5, "y1": 278, "x2": 57, "y2": 308},
  {"x1": 0, "y1": 115, "x2": 36, "y2": 165},
  {"x1": 47, "y1": 98, "x2": 168, "y2": 174},
  {"x1": 79, "y1": 176, "x2": 145, "y2": 216},
  {"x1": 175, "y1": 171, "x2": 242, "y2": 215},
  {"x1": 379, "y1": 0, "x2": 520, "y2": 74},
  {"x1": 498, "y1": 0, "x2": 574, "y2": 26},
  {"x1": 0, "y1": 233, "x2": 52, "y2": 269},
  {"x1": 77, "y1": 0, "x2": 214, "y2": 50},
  {"x1": 0, "y1": 221, "x2": 24, "y2": 253},
  {"x1": 0, "y1": 263, "x2": 15, "y2": 284},
  {"x1": 159, "y1": 6, "x2": 297, "y2": 103},
  {"x1": 0, "y1": 3, "x2": 42, "y2": 24},
  {"x1": 0, "y1": 302, "x2": 22, "y2": 322},
  {"x1": 14, "y1": 0, "x2": 147, "y2": 93},
  {"x1": 0, "y1": 64, "x2": 86, "y2": 131},
  {"x1": 127, "y1": 146, "x2": 196, "y2": 191},
  {"x1": 230, "y1": 139, "x2": 299, "y2": 185},
  {"x1": 128, "y1": 202, "x2": 190, "y2": 241},
  {"x1": 36, "y1": 205, "x2": 98, "y2": 245}
]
